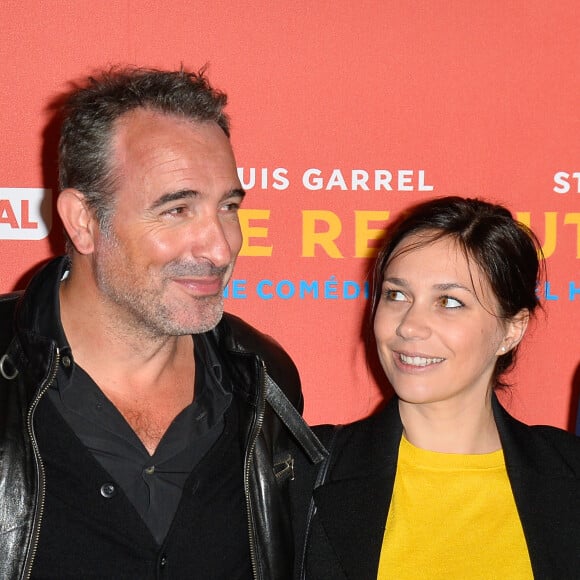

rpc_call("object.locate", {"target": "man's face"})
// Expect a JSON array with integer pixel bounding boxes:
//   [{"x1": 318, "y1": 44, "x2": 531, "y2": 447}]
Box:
[{"x1": 92, "y1": 109, "x2": 244, "y2": 338}]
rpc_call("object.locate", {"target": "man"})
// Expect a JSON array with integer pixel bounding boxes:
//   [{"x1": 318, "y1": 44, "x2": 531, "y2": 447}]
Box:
[{"x1": 0, "y1": 67, "x2": 325, "y2": 579}]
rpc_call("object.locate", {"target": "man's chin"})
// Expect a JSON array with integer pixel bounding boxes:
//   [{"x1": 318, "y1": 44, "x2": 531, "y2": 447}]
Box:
[{"x1": 181, "y1": 302, "x2": 224, "y2": 335}]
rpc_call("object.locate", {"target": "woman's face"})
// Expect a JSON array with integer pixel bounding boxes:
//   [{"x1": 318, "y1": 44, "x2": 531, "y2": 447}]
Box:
[{"x1": 374, "y1": 233, "x2": 523, "y2": 409}]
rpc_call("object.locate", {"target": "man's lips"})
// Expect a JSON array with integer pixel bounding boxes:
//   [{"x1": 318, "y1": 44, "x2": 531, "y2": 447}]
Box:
[{"x1": 172, "y1": 277, "x2": 224, "y2": 296}]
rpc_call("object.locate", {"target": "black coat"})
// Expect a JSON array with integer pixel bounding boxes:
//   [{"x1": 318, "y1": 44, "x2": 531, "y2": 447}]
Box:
[{"x1": 292, "y1": 396, "x2": 580, "y2": 579}]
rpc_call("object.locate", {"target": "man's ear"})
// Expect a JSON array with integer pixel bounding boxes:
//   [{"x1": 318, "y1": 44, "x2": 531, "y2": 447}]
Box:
[
  {"x1": 497, "y1": 309, "x2": 530, "y2": 355},
  {"x1": 56, "y1": 189, "x2": 97, "y2": 255}
]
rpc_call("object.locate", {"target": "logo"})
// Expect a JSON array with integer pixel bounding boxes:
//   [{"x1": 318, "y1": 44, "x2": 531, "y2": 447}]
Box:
[{"x1": 0, "y1": 188, "x2": 52, "y2": 240}]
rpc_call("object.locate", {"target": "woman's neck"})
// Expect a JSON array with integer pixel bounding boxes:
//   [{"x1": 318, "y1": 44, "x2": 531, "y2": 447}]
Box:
[{"x1": 398, "y1": 393, "x2": 501, "y2": 454}]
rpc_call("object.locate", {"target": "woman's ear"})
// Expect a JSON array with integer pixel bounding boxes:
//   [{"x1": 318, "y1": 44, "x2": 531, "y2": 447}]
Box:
[
  {"x1": 57, "y1": 189, "x2": 97, "y2": 255},
  {"x1": 497, "y1": 309, "x2": 530, "y2": 355}
]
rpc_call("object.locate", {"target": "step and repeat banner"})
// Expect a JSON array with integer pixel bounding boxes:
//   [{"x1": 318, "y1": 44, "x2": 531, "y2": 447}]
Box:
[{"x1": 2, "y1": 2, "x2": 579, "y2": 430}]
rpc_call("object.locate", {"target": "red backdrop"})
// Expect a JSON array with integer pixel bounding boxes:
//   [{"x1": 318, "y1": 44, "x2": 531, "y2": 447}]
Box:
[{"x1": 1, "y1": 1, "x2": 579, "y2": 429}]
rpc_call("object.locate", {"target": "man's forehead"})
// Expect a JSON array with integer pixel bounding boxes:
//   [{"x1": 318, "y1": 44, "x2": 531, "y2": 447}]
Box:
[
  {"x1": 110, "y1": 109, "x2": 234, "y2": 172},
  {"x1": 113, "y1": 109, "x2": 225, "y2": 146},
  {"x1": 107, "y1": 109, "x2": 240, "y2": 200}
]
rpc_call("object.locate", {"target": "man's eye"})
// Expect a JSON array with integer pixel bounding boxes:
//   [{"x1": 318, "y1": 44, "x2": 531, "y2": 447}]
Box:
[
  {"x1": 221, "y1": 202, "x2": 241, "y2": 212},
  {"x1": 163, "y1": 206, "x2": 186, "y2": 216}
]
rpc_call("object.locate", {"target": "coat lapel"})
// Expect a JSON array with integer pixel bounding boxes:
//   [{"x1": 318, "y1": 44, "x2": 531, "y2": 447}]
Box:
[
  {"x1": 494, "y1": 396, "x2": 580, "y2": 577},
  {"x1": 311, "y1": 399, "x2": 402, "y2": 579},
  {"x1": 313, "y1": 475, "x2": 392, "y2": 579}
]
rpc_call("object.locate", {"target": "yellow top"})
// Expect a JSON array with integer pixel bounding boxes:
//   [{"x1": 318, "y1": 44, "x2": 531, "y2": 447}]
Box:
[{"x1": 377, "y1": 436, "x2": 533, "y2": 579}]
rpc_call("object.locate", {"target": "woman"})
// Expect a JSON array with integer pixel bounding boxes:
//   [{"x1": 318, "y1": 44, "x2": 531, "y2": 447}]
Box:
[{"x1": 295, "y1": 197, "x2": 580, "y2": 579}]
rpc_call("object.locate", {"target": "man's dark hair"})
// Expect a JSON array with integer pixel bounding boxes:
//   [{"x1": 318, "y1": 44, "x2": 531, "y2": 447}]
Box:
[{"x1": 59, "y1": 66, "x2": 230, "y2": 232}]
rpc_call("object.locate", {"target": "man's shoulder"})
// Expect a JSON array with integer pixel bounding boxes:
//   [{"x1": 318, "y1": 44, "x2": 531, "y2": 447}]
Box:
[
  {"x1": 213, "y1": 312, "x2": 302, "y2": 403},
  {"x1": 0, "y1": 291, "x2": 22, "y2": 309},
  {"x1": 0, "y1": 291, "x2": 21, "y2": 348},
  {"x1": 217, "y1": 312, "x2": 286, "y2": 352}
]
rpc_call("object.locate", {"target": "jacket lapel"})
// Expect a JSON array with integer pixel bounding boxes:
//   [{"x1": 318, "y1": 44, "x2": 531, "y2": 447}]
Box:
[
  {"x1": 311, "y1": 399, "x2": 402, "y2": 579},
  {"x1": 494, "y1": 395, "x2": 580, "y2": 577},
  {"x1": 313, "y1": 475, "x2": 392, "y2": 579}
]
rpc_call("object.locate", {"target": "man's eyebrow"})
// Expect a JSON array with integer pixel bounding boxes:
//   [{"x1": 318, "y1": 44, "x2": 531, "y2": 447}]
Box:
[
  {"x1": 148, "y1": 187, "x2": 246, "y2": 211},
  {"x1": 229, "y1": 188, "x2": 246, "y2": 201},
  {"x1": 149, "y1": 189, "x2": 198, "y2": 210}
]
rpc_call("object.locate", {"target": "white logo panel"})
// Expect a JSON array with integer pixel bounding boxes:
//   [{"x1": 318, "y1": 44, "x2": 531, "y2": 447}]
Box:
[{"x1": 0, "y1": 188, "x2": 52, "y2": 240}]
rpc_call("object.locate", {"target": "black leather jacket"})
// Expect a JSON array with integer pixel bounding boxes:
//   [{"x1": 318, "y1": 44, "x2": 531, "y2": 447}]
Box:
[{"x1": 0, "y1": 257, "x2": 326, "y2": 580}]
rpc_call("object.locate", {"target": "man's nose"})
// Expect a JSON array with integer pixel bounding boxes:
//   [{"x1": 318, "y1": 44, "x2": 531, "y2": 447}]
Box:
[{"x1": 190, "y1": 214, "x2": 237, "y2": 267}]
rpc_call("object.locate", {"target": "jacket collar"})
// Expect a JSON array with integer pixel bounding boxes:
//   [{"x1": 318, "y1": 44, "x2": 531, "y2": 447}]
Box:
[
  {"x1": 207, "y1": 311, "x2": 302, "y2": 408},
  {"x1": 5, "y1": 257, "x2": 70, "y2": 395},
  {"x1": 14, "y1": 256, "x2": 70, "y2": 348}
]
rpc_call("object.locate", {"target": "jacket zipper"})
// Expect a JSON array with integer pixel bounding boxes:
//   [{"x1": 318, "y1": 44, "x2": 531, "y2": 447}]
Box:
[
  {"x1": 244, "y1": 359, "x2": 267, "y2": 580},
  {"x1": 273, "y1": 455, "x2": 295, "y2": 481},
  {"x1": 22, "y1": 347, "x2": 60, "y2": 580}
]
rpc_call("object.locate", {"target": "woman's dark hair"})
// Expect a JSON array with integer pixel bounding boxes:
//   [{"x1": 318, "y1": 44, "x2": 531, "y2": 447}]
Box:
[{"x1": 370, "y1": 196, "x2": 544, "y2": 388}]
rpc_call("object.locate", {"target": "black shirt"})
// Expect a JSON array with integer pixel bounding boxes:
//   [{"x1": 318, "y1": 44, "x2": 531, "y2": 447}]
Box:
[{"x1": 47, "y1": 335, "x2": 232, "y2": 545}]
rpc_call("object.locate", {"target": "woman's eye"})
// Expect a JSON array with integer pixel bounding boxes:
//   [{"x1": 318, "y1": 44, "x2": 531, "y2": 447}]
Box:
[
  {"x1": 384, "y1": 289, "x2": 406, "y2": 302},
  {"x1": 439, "y1": 296, "x2": 464, "y2": 308}
]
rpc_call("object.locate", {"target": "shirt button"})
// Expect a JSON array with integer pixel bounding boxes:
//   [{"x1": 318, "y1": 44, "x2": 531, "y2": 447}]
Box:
[
  {"x1": 160, "y1": 555, "x2": 167, "y2": 568},
  {"x1": 62, "y1": 355, "x2": 72, "y2": 368},
  {"x1": 100, "y1": 482, "x2": 116, "y2": 498},
  {"x1": 144, "y1": 465, "x2": 155, "y2": 475}
]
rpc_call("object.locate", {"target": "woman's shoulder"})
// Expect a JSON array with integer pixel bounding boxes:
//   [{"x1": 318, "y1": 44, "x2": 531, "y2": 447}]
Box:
[
  {"x1": 310, "y1": 404, "x2": 395, "y2": 458},
  {"x1": 499, "y1": 403, "x2": 580, "y2": 477},
  {"x1": 309, "y1": 398, "x2": 403, "y2": 480},
  {"x1": 527, "y1": 423, "x2": 580, "y2": 463},
  {"x1": 312, "y1": 396, "x2": 401, "y2": 437}
]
